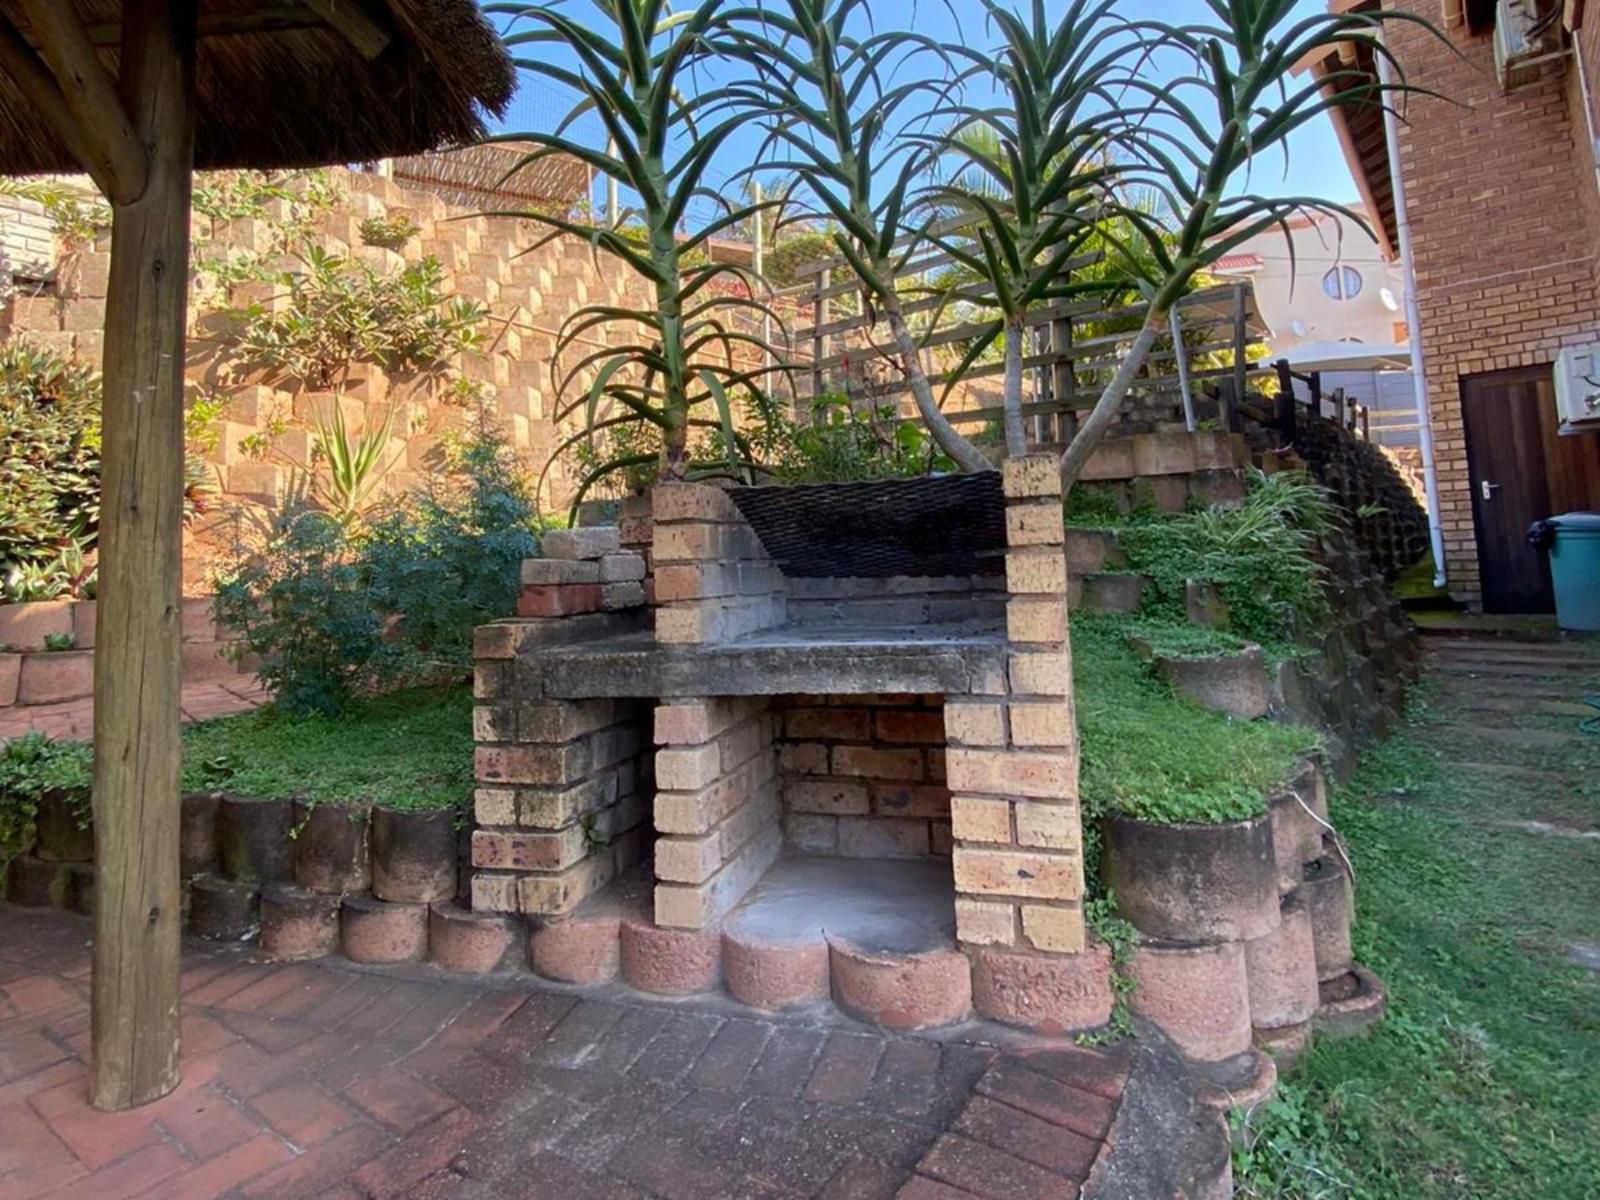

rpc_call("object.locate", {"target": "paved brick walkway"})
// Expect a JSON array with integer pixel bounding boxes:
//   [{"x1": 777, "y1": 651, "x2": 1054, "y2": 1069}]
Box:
[
  {"x1": 0, "y1": 905, "x2": 1131, "y2": 1199},
  {"x1": 0, "y1": 679, "x2": 269, "y2": 743}
]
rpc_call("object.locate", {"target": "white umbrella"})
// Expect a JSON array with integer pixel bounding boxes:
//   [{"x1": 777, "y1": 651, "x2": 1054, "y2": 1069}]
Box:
[{"x1": 1277, "y1": 340, "x2": 1411, "y2": 372}]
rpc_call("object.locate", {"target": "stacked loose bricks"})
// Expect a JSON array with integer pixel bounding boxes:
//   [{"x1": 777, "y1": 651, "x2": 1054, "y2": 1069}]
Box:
[
  {"x1": 651, "y1": 483, "x2": 786, "y2": 644},
  {"x1": 474, "y1": 525, "x2": 655, "y2": 920}
]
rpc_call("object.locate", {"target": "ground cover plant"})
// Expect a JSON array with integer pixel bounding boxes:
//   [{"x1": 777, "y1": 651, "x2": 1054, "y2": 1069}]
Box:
[
  {"x1": 1072, "y1": 613, "x2": 1319, "y2": 834},
  {"x1": 181, "y1": 686, "x2": 473, "y2": 812},
  {"x1": 0, "y1": 732, "x2": 92, "y2": 869},
  {"x1": 1231, "y1": 681, "x2": 1600, "y2": 1199},
  {"x1": 1067, "y1": 468, "x2": 1335, "y2": 651}
]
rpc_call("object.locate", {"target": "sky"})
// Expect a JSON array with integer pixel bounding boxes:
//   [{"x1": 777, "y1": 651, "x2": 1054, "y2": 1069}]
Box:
[{"x1": 488, "y1": 0, "x2": 1362, "y2": 229}]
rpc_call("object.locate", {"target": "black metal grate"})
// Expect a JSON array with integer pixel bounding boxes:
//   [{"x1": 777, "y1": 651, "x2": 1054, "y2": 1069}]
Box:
[{"x1": 730, "y1": 473, "x2": 1007, "y2": 579}]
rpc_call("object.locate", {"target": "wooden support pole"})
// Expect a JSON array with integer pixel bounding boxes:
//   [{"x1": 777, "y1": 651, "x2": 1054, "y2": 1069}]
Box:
[
  {"x1": 15, "y1": 0, "x2": 148, "y2": 203},
  {"x1": 90, "y1": 0, "x2": 197, "y2": 1113}
]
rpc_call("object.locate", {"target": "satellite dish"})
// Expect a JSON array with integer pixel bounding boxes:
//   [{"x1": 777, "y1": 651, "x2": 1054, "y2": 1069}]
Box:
[
  {"x1": 1290, "y1": 319, "x2": 1309, "y2": 338},
  {"x1": 1379, "y1": 287, "x2": 1400, "y2": 313}
]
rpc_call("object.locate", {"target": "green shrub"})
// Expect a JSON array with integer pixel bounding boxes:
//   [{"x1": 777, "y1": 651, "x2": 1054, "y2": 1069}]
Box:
[
  {"x1": 0, "y1": 341, "x2": 102, "y2": 587},
  {"x1": 1118, "y1": 469, "x2": 1334, "y2": 646},
  {"x1": 362, "y1": 431, "x2": 541, "y2": 670},
  {"x1": 745, "y1": 392, "x2": 954, "y2": 483},
  {"x1": 231, "y1": 245, "x2": 485, "y2": 391},
  {"x1": 214, "y1": 429, "x2": 541, "y2": 713},
  {"x1": 213, "y1": 507, "x2": 389, "y2": 716},
  {"x1": 0, "y1": 732, "x2": 92, "y2": 869}
]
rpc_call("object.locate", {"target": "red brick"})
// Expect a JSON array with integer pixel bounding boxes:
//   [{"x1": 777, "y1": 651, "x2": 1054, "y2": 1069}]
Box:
[
  {"x1": 130, "y1": 1134, "x2": 293, "y2": 1200},
  {"x1": 250, "y1": 1082, "x2": 358, "y2": 1147},
  {"x1": 347, "y1": 1107, "x2": 476, "y2": 1199},
  {"x1": 28, "y1": 1078, "x2": 162, "y2": 1169},
  {"x1": 517, "y1": 583, "x2": 601, "y2": 617},
  {"x1": 36, "y1": 1142, "x2": 186, "y2": 1200},
  {"x1": 237, "y1": 1124, "x2": 392, "y2": 1198},
  {"x1": 157, "y1": 1083, "x2": 261, "y2": 1160},
  {"x1": 872, "y1": 709, "x2": 948, "y2": 745},
  {"x1": 831, "y1": 745, "x2": 924, "y2": 781},
  {"x1": 342, "y1": 1066, "x2": 455, "y2": 1133}
]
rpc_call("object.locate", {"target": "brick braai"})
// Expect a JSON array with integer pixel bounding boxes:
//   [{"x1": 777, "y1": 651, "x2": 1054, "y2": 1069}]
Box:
[{"x1": 468, "y1": 456, "x2": 1098, "y2": 1028}]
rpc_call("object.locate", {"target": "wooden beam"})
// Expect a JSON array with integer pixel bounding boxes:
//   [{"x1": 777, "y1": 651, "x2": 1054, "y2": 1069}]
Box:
[
  {"x1": 90, "y1": 0, "x2": 198, "y2": 1113},
  {"x1": 0, "y1": 15, "x2": 124, "y2": 201},
  {"x1": 15, "y1": 0, "x2": 147, "y2": 204},
  {"x1": 85, "y1": 5, "x2": 325, "y2": 46},
  {"x1": 303, "y1": 0, "x2": 393, "y2": 59}
]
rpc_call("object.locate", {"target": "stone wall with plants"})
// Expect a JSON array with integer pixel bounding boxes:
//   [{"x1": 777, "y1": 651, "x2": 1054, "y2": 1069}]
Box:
[{"x1": 0, "y1": 167, "x2": 655, "y2": 599}]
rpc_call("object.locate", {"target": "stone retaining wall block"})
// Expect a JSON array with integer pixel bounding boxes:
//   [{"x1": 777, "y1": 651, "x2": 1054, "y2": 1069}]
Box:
[
  {"x1": 218, "y1": 795, "x2": 295, "y2": 883},
  {"x1": 371, "y1": 807, "x2": 458, "y2": 904}
]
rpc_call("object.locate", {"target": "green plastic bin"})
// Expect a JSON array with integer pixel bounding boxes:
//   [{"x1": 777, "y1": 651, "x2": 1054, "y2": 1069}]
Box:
[{"x1": 1548, "y1": 512, "x2": 1600, "y2": 632}]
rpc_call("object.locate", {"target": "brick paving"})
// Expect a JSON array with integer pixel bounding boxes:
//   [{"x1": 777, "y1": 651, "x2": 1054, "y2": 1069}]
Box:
[
  {"x1": 0, "y1": 904, "x2": 1130, "y2": 1199},
  {"x1": 0, "y1": 679, "x2": 269, "y2": 743}
]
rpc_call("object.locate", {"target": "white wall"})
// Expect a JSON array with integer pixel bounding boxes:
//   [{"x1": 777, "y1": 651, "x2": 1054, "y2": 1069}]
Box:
[{"x1": 1214, "y1": 208, "x2": 1406, "y2": 353}]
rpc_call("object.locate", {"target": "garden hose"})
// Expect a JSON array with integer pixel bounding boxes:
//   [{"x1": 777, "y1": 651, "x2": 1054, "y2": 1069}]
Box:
[{"x1": 1582, "y1": 697, "x2": 1600, "y2": 737}]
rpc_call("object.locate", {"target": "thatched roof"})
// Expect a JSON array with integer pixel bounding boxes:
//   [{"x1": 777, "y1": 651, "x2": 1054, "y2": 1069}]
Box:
[{"x1": 0, "y1": 0, "x2": 515, "y2": 176}]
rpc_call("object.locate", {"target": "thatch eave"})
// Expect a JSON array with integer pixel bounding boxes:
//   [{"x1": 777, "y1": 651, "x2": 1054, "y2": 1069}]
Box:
[{"x1": 0, "y1": 0, "x2": 515, "y2": 178}]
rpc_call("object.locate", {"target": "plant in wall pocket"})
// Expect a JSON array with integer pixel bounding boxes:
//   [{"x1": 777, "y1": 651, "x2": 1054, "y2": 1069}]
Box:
[{"x1": 307, "y1": 400, "x2": 396, "y2": 527}]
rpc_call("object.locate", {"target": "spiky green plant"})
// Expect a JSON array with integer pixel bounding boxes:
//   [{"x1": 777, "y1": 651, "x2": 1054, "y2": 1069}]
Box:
[
  {"x1": 1056, "y1": 0, "x2": 1446, "y2": 491},
  {"x1": 917, "y1": 0, "x2": 1133, "y2": 457},
  {"x1": 489, "y1": 0, "x2": 785, "y2": 503},
  {"x1": 721, "y1": 0, "x2": 991, "y2": 472}
]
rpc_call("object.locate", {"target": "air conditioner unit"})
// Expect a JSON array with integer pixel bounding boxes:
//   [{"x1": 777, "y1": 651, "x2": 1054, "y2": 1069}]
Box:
[
  {"x1": 1495, "y1": 0, "x2": 1561, "y2": 90},
  {"x1": 1555, "y1": 345, "x2": 1600, "y2": 431}
]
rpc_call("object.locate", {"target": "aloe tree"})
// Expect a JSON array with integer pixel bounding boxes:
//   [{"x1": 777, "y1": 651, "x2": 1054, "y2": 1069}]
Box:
[
  {"x1": 919, "y1": 0, "x2": 1133, "y2": 457},
  {"x1": 1055, "y1": 0, "x2": 1443, "y2": 492},
  {"x1": 490, "y1": 1, "x2": 782, "y2": 498},
  {"x1": 722, "y1": 0, "x2": 991, "y2": 472}
]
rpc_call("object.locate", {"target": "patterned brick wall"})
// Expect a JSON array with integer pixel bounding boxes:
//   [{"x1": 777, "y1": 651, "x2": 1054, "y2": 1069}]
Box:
[
  {"x1": 1387, "y1": 5, "x2": 1600, "y2": 605},
  {"x1": 0, "y1": 167, "x2": 656, "y2": 587}
]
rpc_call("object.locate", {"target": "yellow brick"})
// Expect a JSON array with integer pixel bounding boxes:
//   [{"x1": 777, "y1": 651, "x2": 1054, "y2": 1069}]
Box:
[
  {"x1": 1005, "y1": 501, "x2": 1065, "y2": 548},
  {"x1": 1008, "y1": 650, "x2": 1072, "y2": 697},
  {"x1": 1005, "y1": 549, "x2": 1067, "y2": 595},
  {"x1": 1014, "y1": 801, "x2": 1081, "y2": 851},
  {"x1": 952, "y1": 847, "x2": 1082, "y2": 900},
  {"x1": 1002, "y1": 456, "x2": 1060, "y2": 499},
  {"x1": 950, "y1": 796, "x2": 1012, "y2": 844},
  {"x1": 1022, "y1": 904, "x2": 1086, "y2": 954},
  {"x1": 955, "y1": 899, "x2": 1017, "y2": 946},
  {"x1": 943, "y1": 700, "x2": 1007, "y2": 747},
  {"x1": 1008, "y1": 699, "x2": 1076, "y2": 748},
  {"x1": 1007, "y1": 597, "x2": 1067, "y2": 645}
]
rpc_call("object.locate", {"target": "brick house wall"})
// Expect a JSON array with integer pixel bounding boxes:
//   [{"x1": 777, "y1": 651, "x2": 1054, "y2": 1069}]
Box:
[{"x1": 1385, "y1": 2, "x2": 1600, "y2": 605}]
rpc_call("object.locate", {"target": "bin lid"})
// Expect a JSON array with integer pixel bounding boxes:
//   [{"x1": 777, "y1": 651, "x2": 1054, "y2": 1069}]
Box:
[{"x1": 1550, "y1": 512, "x2": 1600, "y2": 530}]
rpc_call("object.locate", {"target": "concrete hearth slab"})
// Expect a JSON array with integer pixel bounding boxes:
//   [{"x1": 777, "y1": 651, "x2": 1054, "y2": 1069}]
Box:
[
  {"x1": 725, "y1": 854, "x2": 958, "y2": 955},
  {"x1": 534, "y1": 623, "x2": 1006, "y2": 699}
]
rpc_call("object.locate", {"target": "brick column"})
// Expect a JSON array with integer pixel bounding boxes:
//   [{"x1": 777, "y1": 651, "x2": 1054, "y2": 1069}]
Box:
[
  {"x1": 652, "y1": 484, "x2": 785, "y2": 645},
  {"x1": 471, "y1": 529, "x2": 654, "y2": 920},
  {"x1": 945, "y1": 457, "x2": 1085, "y2": 956},
  {"x1": 652, "y1": 697, "x2": 782, "y2": 929}
]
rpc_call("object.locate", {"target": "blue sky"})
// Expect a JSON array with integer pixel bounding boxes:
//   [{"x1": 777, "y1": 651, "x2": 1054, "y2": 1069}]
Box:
[{"x1": 490, "y1": 0, "x2": 1360, "y2": 226}]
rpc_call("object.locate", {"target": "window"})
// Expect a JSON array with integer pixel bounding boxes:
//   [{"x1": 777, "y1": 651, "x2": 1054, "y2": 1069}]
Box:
[{"x1": 1322, "y1": 266, "x2": 1364, "y2": 301}]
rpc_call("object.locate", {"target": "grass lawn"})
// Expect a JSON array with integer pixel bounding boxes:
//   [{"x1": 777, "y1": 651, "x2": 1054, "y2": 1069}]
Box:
[
  {"x1": 181, "y1": 686, "x2": 473, "y2": 811},
  {"x1": 1072, "y1": 614, "x2": 1319, "y2": 827},
  {"x1": 1233, "y1": 681, "x2": 1600, "y2": 1198}
]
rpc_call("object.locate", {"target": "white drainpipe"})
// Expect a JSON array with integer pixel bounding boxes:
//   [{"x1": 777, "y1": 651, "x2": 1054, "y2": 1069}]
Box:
[{"x1": 1376, "y1": 44, "x2": 1448, "y2": 589}]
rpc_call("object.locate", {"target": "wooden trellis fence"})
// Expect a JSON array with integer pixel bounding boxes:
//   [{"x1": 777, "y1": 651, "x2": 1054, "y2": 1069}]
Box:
[{"x1": 774, "y1": 239, "x2": 1272, "y2": 441}]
